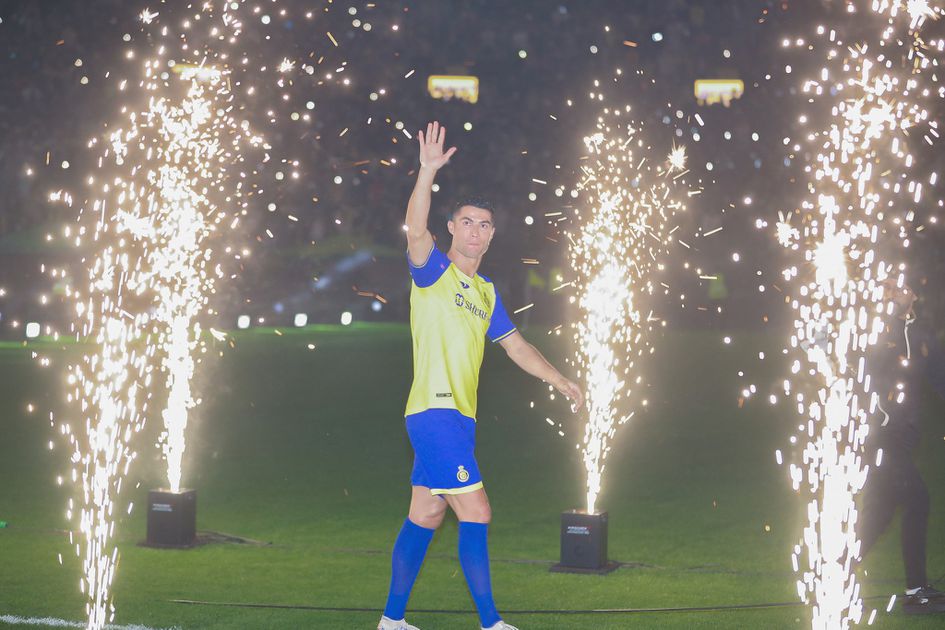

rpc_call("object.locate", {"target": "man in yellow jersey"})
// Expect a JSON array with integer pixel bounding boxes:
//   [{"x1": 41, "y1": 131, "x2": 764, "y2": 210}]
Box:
[{"x1": 378, "y1": 121, "x2": 584, "y2": 630}]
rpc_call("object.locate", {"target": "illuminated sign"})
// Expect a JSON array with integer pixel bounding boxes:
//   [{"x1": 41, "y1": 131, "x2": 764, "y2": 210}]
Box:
[
  {"x1": 694, "y1": 79, "x2": 744, "y2": 107},
  {"x1": 428, "y1": 75, "x2": 479, "y2": 104}
]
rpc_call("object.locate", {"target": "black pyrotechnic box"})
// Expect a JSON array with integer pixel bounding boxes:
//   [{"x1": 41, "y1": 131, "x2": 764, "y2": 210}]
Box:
[
  {"x1": 146, "y1": 489, "x2": 196, "y2": 547},
  {"x1": 550, "y1": 509, "x2": 618, "y2": 573}
]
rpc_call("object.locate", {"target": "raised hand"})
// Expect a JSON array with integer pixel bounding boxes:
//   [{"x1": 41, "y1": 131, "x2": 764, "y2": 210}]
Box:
[{"x1": 418, "y1": 121, "x2": 457, "y2": 170}]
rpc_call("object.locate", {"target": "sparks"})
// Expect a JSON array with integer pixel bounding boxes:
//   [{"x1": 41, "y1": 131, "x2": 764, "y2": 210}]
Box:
[
  {"x1": 568, "y1": 87, "x2": 690, "y2": 514},
  {"x1": 278, "y1": 57, "x2": 296, "y2": 73},
  {"x1": 667, "y1": 143, "x2": 687, "y2": 171},
  {"x1": 65, "y1": 3, "x2": 268, "y2": 627},
  {"x1": 779, "y1": 2, "x2": 944, "y2": 627}
]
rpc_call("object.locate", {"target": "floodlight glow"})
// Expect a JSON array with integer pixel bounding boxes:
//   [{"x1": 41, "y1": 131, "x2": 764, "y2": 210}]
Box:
[
  {"x1": 694, "y1": 79, "x2": 745, "y2": 107},
  {"x1": 427, "y1": 75, "x2": 479, "y2": 104}
]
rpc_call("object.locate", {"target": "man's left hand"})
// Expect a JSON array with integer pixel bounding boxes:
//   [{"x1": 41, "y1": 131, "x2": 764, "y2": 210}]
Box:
[{"x1": 556, "y1": 378, "x2": 585, "y2": 412}]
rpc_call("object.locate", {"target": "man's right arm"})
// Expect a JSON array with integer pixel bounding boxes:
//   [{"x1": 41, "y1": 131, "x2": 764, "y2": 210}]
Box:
[
  {"x1": 406, "y1": 121, "x2": 456, "y2": 266},
  {"x1": 406, "y1": 166, "x2": 437, "y2": 265}
]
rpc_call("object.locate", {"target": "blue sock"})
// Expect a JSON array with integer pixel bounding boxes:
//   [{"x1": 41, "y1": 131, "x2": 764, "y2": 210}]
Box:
[
  {"x1": 458, "y1": 521, "x2": 501, "y2": 628},
  {"x1": 383, "y1": 518, "x2": 435, "y2": 620}
]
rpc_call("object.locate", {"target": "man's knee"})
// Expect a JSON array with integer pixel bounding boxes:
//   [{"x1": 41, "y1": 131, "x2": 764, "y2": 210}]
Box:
[
  {"x1": 409, "y1": 499, "x2": 447, "y2": 529},
  {"x1": 471, "y1": 504, "x2": 492, "y2": 524},
  {"x1": 457, "y1": 499, "x2": 491, "y2": 524}
]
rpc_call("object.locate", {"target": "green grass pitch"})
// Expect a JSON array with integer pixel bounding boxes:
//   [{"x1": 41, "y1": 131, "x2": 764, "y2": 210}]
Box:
[{"x1": 1, "y1": 325, "x2": 943, "y2": 628}]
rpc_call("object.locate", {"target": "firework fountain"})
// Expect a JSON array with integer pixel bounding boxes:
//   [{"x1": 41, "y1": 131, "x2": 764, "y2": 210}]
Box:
[
  {"x1": 63, "y1": 4, "x2": 271, "y2": 627},
  {"x1": 145, "y1": 64, "x2": 252, "y2": 496},
  {"x1": 55, "y1": 0, "x2": 382, "y2": 622},
  {"x1": 568, "y1": 87, "x2": 690, "y2": 517},
  {"x1": 776, "y1": 1, "x2": 943, "y2": 626}
]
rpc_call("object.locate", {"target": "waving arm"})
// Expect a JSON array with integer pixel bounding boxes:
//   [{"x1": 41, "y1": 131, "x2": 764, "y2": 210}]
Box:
[{"x1": 406, "y1": 121, "x2": 457, "y2": 265}]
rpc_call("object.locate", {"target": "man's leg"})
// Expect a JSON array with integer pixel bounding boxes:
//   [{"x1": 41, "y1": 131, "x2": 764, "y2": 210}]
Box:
[
  {"x1": 898, "y1": 459, "x2": 930, "y2": 590},
  {"x1": 382, "y1": 487, "x2": 446, "y2": 621},
  {"x1": 858, "y1": 456, "x2": 899, "y2": 559},
  {"x1": 445, "y1": 488, "x2": 502, "y2": 629}
]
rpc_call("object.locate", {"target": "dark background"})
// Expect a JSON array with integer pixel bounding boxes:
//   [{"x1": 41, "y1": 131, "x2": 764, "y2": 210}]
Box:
[{"x1": 0, "y1": 0, "x2": 942, "y2": 336}]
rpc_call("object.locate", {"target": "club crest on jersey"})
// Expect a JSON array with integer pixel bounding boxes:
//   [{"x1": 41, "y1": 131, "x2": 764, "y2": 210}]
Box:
[
  {"x1": 455, "y1": 293, "x2": 465, "y2": 307},
  {"x1": 456, "y1": 466, "x2": 470, "y2": 483}
]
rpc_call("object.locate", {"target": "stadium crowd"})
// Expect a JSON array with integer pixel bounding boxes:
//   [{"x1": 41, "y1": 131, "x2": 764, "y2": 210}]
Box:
[{"x1": 0, "y1": 0, "x2": 942, "y2": 329}]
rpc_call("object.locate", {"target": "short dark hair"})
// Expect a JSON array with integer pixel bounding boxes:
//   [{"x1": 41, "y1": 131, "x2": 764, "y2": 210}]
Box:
[{"x1": 450, "y1": 195, "x2": 496, "y2": 220}]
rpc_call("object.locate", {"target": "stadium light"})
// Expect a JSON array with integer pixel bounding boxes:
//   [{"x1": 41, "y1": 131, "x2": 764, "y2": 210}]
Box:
[
  {"x1": 651, "y1": 31, "x2": 663, "y2": 42},
  {"x1": 236, "y1": 315, "x2": 251, "y2": 329},
  {"x1": 294, "y1": 313, "x2": 308, "y2": 327},
  {"x1": 371, "y1": 301, "x2": 382, "y2": 313},
  {"x1": 427, "y1": 75, "x2": 479, "y2": 104},
  {"x1": 25, "y1": 322, "x2": 41, "y2": 339}
]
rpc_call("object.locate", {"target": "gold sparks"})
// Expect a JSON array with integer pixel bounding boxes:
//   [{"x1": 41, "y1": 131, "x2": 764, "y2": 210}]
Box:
[
  {"x1": 569, "y1": 87, "x2": 689, "y2": 514},
  {"x1": 667, "y1": 143, "x2": 687, "y2": 171},
  {"x1": 777, "y1": 3, "x2": 944, "y2": 627},
  {"x1": 278, "y1": 57, "x2": 296, "y2": 73},
  {"x1": 60, "y1": 2, "x2": 374, "y2": 624},
  {"x1": 65, "y1": 3, "x2": 267, "y2": 628}
]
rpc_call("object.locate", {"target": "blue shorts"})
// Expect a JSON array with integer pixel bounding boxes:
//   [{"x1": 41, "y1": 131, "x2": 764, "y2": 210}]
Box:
[{"x1": 406, "y1": 408, "x2": 483, "y2": 496}]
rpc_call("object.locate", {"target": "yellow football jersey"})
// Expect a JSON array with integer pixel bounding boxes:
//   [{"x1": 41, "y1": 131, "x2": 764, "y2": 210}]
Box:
[{"x1": 405, "y1": 244, "x2": 516, "y2": 419}]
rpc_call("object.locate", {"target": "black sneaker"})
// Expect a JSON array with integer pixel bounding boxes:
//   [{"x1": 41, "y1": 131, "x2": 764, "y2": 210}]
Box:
[{"x1": 902, "y1": 586, "x2": 945, "y2": 614}]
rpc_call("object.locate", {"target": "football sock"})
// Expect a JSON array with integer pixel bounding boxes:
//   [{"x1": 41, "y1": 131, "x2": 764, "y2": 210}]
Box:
[
  {"x1": 458, "y1": 521, "x2": 501, "y2": 628},
  {"x1": 383, "y1": 518, "x2": 435, "y2": 620}
]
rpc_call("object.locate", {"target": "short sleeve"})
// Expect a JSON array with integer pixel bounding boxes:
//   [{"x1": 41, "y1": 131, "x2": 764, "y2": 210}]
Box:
[
  {"x1": 487, "y1": 288, "x2": 517, "y2": 342},
  {"x1": 408, "y1": 243, "x2": 451, "y2": 288}
]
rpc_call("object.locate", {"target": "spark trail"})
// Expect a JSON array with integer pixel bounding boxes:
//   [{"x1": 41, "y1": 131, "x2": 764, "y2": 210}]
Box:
[
  {"x1": 568, "y1": 93, "x2": 690, "y2": 514},
  {"x1": 63, "y1": 4, "x2": 268, "y2": 627},
  {"x1": 777, "y1": 1, "x2": 944, "y2": 626},
  {"x1": 56, "y1": 1, "x2": 387, "y2": 626}
]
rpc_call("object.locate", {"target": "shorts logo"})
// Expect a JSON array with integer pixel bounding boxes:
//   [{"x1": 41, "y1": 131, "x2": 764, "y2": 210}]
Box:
[
  {"x1": 456, "y1": 466, "x2": 470, "y2": 483},
  {"x1": 455, "y1": 293, "x2": 465, "y2": 307}
]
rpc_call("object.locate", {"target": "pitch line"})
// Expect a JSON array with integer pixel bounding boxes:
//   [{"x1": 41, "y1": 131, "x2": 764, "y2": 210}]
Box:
[{"x1": 0, "y1": 615, "x2": 179, "y2": 630}]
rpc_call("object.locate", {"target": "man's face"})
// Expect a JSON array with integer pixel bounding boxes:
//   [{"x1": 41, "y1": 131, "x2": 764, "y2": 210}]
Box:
[{"x1": 448, "y1": 205, "x2": 495, "y2": 260}]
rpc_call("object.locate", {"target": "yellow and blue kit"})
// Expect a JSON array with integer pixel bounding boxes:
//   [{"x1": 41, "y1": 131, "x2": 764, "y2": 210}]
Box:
[{"x1": 405, "y1": 243, "x2": 516, "y2": 495}]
